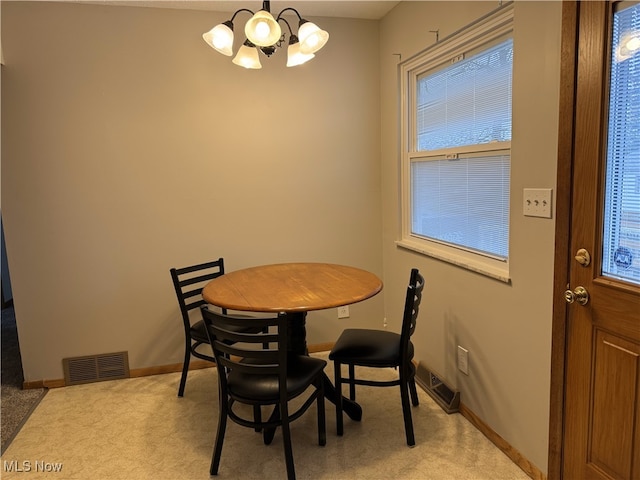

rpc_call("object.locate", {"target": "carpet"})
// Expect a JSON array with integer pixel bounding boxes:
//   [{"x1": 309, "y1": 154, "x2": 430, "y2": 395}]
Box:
[
  {"x1": 0, "y1": 357, "x2": 532, "y2": 479},
  {"x1": 1, "y1": 306, "x2": 47, "y2": 454}
]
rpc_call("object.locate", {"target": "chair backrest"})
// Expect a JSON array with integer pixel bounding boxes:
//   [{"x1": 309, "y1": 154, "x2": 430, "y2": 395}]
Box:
[
  {"x1": 170, "y1": 258, "x2": 227, "y2": 330},
  {"x1": 200, "y1": 307, "x2": 288, "y2": 400},
  {"x1": 400, "y1": 268, "x2": 425, "y2": 362}
]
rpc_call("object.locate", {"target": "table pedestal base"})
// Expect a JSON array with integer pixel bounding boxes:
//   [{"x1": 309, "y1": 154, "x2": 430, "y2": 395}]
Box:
[
  {"x1": 286, "y1": 311, "x2": 361, "y2": 418},
  {"x1": 261, "y1": 312, "x2": 362, "y2": 444}
]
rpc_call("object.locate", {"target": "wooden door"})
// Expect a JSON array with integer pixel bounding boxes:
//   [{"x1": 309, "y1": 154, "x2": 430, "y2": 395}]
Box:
[{"x1": 561, "y1": 2, "x2": 640, "y2": 479}]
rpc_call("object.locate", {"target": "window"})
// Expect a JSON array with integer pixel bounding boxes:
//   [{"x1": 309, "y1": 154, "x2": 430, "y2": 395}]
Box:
[
  {"x1": 398, "y1": 5, "x2": 514, "y2": 281},
  {"x1": 602, "y1": 1, "x2": 640, "y2": 285}
]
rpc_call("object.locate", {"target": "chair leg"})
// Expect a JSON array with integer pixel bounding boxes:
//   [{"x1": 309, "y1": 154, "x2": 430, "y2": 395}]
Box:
[
  {"x1": 263, "y1": 406, "x2": 280, "y2": 445},
  {"x1": 399, "y1": 373, "x2": 415, "y2": 446},
  {"x1": 253, "y1": 405, "x2": 262, "y2": 432},
  {"x1": 409, "y1": 377, "x2": 419, "y2": 406},
  {"x1": 408, "y1": 363, "x2": 419, "y2": 406},
  {"x1": 316, "y1": 379, "x2": 326, "y2": 446},
  {"x1": 177, "y1": 341, "x2": 191, "y2": 397},
  {"x1": 211, "y1": 405, "x2": 228, "y2": 475},
  {"x1": 280, "y1": 402, "x2": 296, "y2": 480},
  {"x1": 348, "y1": 364, "x2": 356, "y2": 400},
  {"x1": 334, "y1": 361, "x2": 344, "y2": 436}
]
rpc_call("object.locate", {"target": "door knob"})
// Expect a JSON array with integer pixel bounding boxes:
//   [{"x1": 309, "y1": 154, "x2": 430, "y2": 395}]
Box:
[{"x1": 564, "y1": 286, "x2": 589, "y2": 305}]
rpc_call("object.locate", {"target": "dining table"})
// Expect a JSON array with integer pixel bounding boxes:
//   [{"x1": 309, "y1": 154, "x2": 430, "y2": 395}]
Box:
[{"x1": 201, "y1": 262, "x2": 383, "y2": 425}]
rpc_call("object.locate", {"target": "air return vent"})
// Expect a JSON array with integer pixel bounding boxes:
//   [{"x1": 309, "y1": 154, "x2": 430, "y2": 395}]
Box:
[
  {"x1": 415, "y1": 363, "x2": 460, "y2": 414},
  {"x1": 63, "y1": 351, "x2": 130, "y2": 386}
]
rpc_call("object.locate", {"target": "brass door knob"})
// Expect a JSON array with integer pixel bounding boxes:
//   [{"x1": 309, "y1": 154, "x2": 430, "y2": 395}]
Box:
[{"x1": 564, "y1": 286, "x2": 589, "y2": 305}]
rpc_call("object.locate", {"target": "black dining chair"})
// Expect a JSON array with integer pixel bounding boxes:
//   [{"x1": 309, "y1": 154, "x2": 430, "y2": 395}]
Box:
[
  {"x1": 329, "y1": 268, "x2": 425, "y2": 446},
  {"x1": 169, "y1": 258, "x2": 271, "y2": 397},
  {"x1": 201, "y1": 307, "x2": 326, "y2": 480}
]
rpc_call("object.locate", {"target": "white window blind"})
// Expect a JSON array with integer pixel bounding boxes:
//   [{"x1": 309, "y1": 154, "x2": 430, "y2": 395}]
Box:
[
  {"x1": 602, "y1": 2, "x2": 640, "y2": 284},
  {"x1": 416, "y1": 39, "x2": 513, "y2": 151},
  {"x1": 411, "y1": 153, "x2": 510, "y2": 259}
]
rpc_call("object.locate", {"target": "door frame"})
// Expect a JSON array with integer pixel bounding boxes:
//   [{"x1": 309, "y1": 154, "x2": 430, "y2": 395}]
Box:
[{"x1": 548, "y1": 1, "x2": 578, "y2": 479}]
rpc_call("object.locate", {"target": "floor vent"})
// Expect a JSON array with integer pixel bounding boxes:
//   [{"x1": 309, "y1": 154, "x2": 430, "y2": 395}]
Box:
[
  {"x1": 415, "y1": 363, "x2": 460, "y2": 414},
  {"x1": 63, "y1": 351, "x2": 130, "y2": 386}
]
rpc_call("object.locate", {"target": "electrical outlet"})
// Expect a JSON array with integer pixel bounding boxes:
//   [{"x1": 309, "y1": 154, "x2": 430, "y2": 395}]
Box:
[
  {"x1": 337, "y1": 306, "x2": 350, "y2": 319},
  {"x1": 457, "y1": 346, "x2": 469, "y2": 375}
]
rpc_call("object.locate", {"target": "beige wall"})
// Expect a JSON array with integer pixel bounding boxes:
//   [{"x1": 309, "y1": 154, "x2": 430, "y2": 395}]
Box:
[
  {"x1": 1, "y1": 2, "x2": 383, "y2": 378},
  {"x1": 380, "y1": 1, "x2": 562, "y2": 473}
]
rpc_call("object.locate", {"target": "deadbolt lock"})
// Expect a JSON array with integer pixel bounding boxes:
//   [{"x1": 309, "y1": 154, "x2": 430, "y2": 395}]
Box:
[{"x1": 574, "y1": 248, "x2": 591, "y2": 267}]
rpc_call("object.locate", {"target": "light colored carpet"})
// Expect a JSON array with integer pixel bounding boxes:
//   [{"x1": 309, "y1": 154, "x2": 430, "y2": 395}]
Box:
[
  {"x1": 0, "y1": 354, "x2": 531, "y2": 479},
  {"x1": 1, "y1": 306, "x2": 47, "y2": 454}
]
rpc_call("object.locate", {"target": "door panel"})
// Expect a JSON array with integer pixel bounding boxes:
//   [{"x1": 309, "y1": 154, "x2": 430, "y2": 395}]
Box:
[
  {"x1": 562, "y1": 2, "x2": 640, "y2": 479},
  {"x1": 588, "y1": 331, "x2": 639, "y2": 479}
]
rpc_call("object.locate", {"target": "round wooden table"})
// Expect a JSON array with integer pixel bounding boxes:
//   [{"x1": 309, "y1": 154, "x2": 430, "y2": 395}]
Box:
[
  {"x1": 202, "y1": 262, "x2": 383, "y2": 423},
  {"x1": 202, "y1": 262, "x2": 382, "y2": 314}
]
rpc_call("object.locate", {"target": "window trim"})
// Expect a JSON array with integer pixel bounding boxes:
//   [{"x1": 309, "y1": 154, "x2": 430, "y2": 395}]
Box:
[{"x1": 398, "y1": 3, "x2": 514, "y2": 283}]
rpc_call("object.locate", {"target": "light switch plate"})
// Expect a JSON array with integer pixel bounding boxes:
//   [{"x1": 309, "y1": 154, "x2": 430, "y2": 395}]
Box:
[{"x1": 523, "y1": 188, "x2": 553, "y2": 218}]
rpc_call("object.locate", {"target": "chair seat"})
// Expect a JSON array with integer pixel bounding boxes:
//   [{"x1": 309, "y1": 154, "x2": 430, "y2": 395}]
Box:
[
  {"x1": 228, "y1": 356, "x2": 327, "y2": 401},
  {"x1": 329, "y1": 329, "x2": 414, "y2": 367}
]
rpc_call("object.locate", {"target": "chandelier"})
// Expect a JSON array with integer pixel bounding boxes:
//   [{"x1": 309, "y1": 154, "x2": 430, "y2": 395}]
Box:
[{"x1": 202, "y1": 1, "x2": 329, "y2": 69}]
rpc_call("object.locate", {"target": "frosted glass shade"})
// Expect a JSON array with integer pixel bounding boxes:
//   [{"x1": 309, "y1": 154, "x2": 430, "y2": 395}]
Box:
[
  {"x1": 245, "y1": 10, "x2": 282, "y2": 47},
  {"x1": 232, "y1": 43, "x2": 262, "y2": 69},
  {"x1": 286, "y1": 42, "x2": 314, "y2": 67},
  {"x1": 202, "y1": 22, "x2": 234, "y2": 56},
  {"x1": 616, "y1": 31, "x2": 640, "y2": 61},
  {"x1": 298, "y1": 21, "x2": 329, "y2": 54}
]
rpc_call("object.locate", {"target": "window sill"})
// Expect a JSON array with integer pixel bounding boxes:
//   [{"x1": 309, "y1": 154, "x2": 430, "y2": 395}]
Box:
[{"x1": 396, "y1": 238, "x2": 511, "y2": 284}]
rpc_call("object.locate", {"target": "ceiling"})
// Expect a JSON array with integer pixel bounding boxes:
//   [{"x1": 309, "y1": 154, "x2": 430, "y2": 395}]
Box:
[{"x1": 78, "y1": 1, "x2": 401, "y2": 20}]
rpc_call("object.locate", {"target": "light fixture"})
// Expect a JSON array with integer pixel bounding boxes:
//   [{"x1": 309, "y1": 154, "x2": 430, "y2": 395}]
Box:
[
  {"x1": 297, "y1": 20, "x2": 329, "y2": 54},
  {"x1": 286, "y1": 35, "x2": 315, "y2": 67},
  {"x1": 202, "y1": 1, "x2": 329, "y2": 69},
  {"x1": 232, "y1": 40, "x2": 263, "y2": 69}
]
